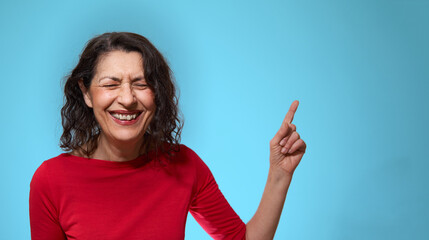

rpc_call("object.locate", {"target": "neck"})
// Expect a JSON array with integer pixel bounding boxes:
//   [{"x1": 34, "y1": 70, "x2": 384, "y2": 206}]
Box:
[{"x1": 91, "y1": 133, "x2": 148, "y2": 162}]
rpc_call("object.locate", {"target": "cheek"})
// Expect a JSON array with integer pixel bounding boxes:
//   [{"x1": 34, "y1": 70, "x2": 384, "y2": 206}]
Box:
[
  {"x1": 141, "y1": 90, "x2": 156, "y2": 111},
  {"x1": 90, "y1": 89, "x2": 115, "y2": 108}
]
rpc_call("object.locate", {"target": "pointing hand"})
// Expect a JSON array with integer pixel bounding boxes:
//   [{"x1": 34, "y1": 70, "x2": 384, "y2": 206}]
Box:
[{"x1": 269, "y1": 100, "x2": 307, "y2": 176}]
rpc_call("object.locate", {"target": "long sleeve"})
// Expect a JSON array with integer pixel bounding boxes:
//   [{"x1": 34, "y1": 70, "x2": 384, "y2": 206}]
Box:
[
  {"x1": 187, "y1": 148, "x2": 246, "y2": 240},
  {"x1": 29, "y1": 161, "x2": 66, "y2": 240}
]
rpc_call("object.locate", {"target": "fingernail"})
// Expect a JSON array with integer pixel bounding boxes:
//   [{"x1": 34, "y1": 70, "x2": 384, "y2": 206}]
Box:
[
  {"x1": 281, "y1": 148, "x2": 288, "y2": 154},
  {"x1": 279, "y1": 139, "x2": 286, "y2": 146},
  {"x1": 288, "y1": 148, "x2": 293, "y2": 153}
]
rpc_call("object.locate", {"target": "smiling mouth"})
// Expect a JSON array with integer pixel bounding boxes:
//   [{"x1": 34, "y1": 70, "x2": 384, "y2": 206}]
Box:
[{"x1": 110, "y1": 112, "x2": 142, "y2": 121}]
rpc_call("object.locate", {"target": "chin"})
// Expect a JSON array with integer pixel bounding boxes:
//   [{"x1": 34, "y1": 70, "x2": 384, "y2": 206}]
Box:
[{"x1": 108, "y1": 130, "x2": 145, "y2": 143}]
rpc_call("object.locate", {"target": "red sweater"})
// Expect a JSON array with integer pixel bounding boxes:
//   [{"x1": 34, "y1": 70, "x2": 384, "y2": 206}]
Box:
[{"x1": 29, "y1": 145, "x2": 246, "y2": 240}]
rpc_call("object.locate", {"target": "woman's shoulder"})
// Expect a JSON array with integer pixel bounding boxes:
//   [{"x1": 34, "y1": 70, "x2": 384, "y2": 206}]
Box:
[
  {"x1": 30, "y1": 154, "x2": 69, "y2": 187},
  {"x1": 35, "y1": 153, "x2": 70, "y2": 169},
  {"x1": 174, "y1": 144, "x2": 212, "y2": 172},
  {"x1": 156, "y1": 143, "x2": 206, "y2": 169},
  {"x1": 32, "y1": 153, "x2": 86, "y2": 178},
  {"x1": 177, "y1": 144, "x2": 196, "y2": 155},
  {"x1": 174, "y1": 144, "x2": 203, "y2": 162}
]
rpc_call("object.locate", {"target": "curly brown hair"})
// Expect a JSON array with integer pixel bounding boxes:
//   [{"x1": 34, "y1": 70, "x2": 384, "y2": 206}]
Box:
[{"x1": 60, "y1": 32, "x2": 183, "y2": 157}]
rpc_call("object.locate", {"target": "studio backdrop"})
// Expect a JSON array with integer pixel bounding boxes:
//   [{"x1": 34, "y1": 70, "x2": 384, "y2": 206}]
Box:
[{"x1": 0, "y1": 0, "x2": 428, "y2": 239}]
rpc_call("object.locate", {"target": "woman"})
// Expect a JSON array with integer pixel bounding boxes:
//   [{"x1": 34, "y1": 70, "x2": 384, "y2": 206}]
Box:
[{"x1": 29, "y1": 32, "x2": 306, "y2": 240}]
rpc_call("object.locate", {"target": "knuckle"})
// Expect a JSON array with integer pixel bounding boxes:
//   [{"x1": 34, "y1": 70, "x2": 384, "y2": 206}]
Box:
[
  {"x1": 285, "y1": 139, "x2": 293, "y2": 148},
  {"x1": 290, "y1": 131, "x2": 298, "y2": 139},
  {"x1": 298, "y1": 139, "x2": 306, "y2": 147}
]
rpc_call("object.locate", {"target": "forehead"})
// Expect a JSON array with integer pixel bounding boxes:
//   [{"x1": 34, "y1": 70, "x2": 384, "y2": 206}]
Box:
[{"x1": 95, "y1": 50, "x2": 144, "y2": 75}]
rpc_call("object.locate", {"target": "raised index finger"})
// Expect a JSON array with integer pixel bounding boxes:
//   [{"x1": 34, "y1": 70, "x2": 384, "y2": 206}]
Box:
[{"x1": 284, "y1": 100, "x2": 299, "y2": 124}]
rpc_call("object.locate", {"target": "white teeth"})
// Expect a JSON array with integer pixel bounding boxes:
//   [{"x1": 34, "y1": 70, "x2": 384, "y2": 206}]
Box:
[{"x1": 111, "y1": 113, "x2": 138, "y2": 121}]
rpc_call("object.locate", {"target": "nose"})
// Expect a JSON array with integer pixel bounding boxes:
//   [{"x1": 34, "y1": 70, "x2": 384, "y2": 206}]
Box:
[{"x1": 117, "y1": 83, "x2": 137, "y2": 107}]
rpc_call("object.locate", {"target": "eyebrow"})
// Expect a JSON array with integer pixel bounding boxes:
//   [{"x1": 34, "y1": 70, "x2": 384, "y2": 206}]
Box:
[
  {"x1": 132, "y1": 76, "x2": 145, "y2": 82},
  {"x1": 98, "y1": 76, "x2": 121, "y2": 82},
  {"x1": 98, "y1": 75, "x2": 145, "y2": 82}
]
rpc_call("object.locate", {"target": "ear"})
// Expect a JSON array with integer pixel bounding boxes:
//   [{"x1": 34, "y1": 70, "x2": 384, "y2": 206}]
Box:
[{"x1": 78, "y1": 79, "x2": 93, "y2": 108}]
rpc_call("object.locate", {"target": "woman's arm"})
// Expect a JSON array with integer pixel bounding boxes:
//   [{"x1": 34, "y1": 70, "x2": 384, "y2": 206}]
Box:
[
  {"x1": 246, "y1": 100, "x2": 307, "y2": 240},
  {"x1": 30, "y1": 162, "x2": 67, "y2": 240}
]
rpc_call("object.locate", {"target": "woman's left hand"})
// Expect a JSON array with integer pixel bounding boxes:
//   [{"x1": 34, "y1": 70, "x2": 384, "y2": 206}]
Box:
[{"x1": 269, "y1": 100, "x2": 307, "y2": 177}]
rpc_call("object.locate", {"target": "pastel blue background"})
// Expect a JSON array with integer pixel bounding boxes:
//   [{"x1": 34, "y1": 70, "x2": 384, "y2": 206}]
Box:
[{"x1": 1, "y1": 0, "x2": 428, "y2": 239}]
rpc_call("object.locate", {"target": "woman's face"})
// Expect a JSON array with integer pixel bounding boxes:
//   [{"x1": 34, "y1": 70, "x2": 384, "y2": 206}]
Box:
[{"x1": 80, "y1": 50, "x2": 156, "y2": 145}]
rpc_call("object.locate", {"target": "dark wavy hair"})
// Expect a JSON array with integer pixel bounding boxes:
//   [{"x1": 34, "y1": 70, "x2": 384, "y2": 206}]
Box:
[{"x1": 60, "y1": 32, "x2": 183, "y2": 157}]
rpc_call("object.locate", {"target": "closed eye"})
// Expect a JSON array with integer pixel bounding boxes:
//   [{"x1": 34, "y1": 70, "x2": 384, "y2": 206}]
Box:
[
  {"x1": 133, "y1": 84, "x2": 149, "y2": 90},
  {"x1": 103, "y1": 84, "x2": 119, "y2": 87}
]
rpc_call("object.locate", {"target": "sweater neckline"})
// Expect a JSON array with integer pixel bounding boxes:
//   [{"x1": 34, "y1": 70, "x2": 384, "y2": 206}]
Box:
[{"x1": 60, "y1": 152, "x2": 155, "y2": 169}]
